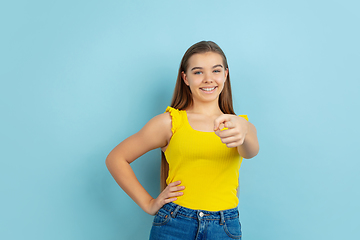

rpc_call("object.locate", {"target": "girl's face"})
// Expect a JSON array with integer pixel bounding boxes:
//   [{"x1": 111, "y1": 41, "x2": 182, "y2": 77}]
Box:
[{"x1": 182, "y1": 52, "x2": 228, "y2": 105}]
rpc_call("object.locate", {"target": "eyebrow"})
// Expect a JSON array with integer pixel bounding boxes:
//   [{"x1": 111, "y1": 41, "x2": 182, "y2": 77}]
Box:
[{"x1": 190, "y1": 64, "x2": 224, "y2": 71}]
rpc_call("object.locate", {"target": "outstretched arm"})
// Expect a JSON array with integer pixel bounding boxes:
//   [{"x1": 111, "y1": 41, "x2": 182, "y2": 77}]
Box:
[
  {"x1": 214, "y1": 115, "x2": 259, "y2": 159},
  {"x1": 105, "y1": 113, "x2": 185, "y2": 215}
]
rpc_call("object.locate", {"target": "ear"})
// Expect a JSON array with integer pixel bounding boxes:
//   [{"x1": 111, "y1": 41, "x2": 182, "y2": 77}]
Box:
[
  {"x1": 224, "y1": 68, "x2": 229, "y2": 82},
  {"x1": 181, "y1": 71, "x2": 189, "y2": 86}
]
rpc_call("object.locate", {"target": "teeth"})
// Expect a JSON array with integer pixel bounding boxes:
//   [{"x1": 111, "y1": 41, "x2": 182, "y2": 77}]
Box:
[{"x1": 201, "y1": 87, "x2": 216, "y2": 91}]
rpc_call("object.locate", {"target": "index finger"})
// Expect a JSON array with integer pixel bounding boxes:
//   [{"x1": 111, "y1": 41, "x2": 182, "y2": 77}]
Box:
[
  {"x1": 214, "y1": 115, "x2": 233, "y2": 131},
  {"x1": 169, "y1": 180, "x2": 182, "y2": 186}
]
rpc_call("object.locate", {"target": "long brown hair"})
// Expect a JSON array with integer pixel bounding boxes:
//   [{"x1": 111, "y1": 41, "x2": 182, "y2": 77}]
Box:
[{"x1": 160, "y1": 41, "x2": 236, "y2": 191}]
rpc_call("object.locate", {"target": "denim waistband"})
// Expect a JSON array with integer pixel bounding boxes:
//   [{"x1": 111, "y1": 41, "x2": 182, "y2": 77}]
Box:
[{"x1": 161, "y1": 202, "x2": 239, "y2": 223}]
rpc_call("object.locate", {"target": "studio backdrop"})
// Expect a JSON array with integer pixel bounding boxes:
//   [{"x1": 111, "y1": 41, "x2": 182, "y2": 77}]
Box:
[{"x1": 1, "y1": 0, "x2": 359, "y2": 239}]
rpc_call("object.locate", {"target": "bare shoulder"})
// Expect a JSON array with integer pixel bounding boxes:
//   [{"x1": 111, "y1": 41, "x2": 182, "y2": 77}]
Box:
[
  {"x1": 107, "y1": 112, "x2": 173, "y2": 164},
  {"x1": 142, "y1": 112, "x2": 172, "y2": 152},
  {"x1": 151, "y1": 112, "x2": 172, "y2": 124},
  {"x1": 139, "y1": 112, "x2": 172, "y2": 144},
  {"x1": 247, "y1": 121, "x2": 257, "y2": 134},
  {"x1": 144, "y1": 112, "x2": 172, "y2": 132}
]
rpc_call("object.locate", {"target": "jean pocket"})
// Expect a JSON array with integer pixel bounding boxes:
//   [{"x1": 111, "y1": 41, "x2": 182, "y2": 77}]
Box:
[
  {"x1": 152, "y1": 209, "x2": 171, "y2": 226},
  {"x1": 223, "y1": 218, "x2": 242, "y2": 239}
]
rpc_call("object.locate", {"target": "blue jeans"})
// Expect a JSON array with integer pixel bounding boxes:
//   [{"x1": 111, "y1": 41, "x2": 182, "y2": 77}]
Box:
[{"x1": 149, "y1": 202, "x2": 242, "y2": 240}]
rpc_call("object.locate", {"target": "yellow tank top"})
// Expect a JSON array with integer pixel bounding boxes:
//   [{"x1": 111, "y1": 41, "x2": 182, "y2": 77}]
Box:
[{"x1": 164, "y1": 106, "x2": 249, "y2": 211}]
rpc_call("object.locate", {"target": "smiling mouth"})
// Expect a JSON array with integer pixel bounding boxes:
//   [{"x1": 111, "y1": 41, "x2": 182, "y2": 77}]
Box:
[{"x1": 200, "y1": 87, "x2": 217, "y2": 92}]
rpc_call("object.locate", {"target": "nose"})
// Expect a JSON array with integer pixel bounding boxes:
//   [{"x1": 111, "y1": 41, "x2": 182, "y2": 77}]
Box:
[{"x1": 203, "y1": 72, "x2": 213, "y2": 83}]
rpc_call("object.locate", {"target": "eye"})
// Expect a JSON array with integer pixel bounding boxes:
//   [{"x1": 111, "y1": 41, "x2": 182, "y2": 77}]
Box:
[
  {"x1": 194, "y1": 71, "x2": 202, "y2": 75},
  {"x1": 213, "y1": 69, "x2": 221, "y2": 73}
]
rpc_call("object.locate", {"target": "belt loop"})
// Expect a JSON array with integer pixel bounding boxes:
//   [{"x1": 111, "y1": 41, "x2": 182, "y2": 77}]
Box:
[
  {"x1": 219, "y1": 211, "x2": 225, "y2": 225},
  {"x1": 171, "y1": 205, "x2": 181, "y2": 218}
]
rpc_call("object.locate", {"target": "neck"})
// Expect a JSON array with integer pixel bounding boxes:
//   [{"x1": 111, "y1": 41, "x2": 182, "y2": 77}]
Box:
[{"x1": 186, "y1": 99, "x2": 222, "y2": 116}]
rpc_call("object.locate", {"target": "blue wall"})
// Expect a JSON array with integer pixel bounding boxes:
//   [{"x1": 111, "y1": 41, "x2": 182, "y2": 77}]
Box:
[{"x1": 1, "y1": 0, "x2": 359, "y2": 239}]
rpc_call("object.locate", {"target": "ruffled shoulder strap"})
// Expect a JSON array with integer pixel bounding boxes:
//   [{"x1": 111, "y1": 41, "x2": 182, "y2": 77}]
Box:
[
  {"x1": 239, "y1": 114, "x2": 249, "y2": 121},
  {"x1": 165, "y1": 106, "x2": 182, "y2": 134}
]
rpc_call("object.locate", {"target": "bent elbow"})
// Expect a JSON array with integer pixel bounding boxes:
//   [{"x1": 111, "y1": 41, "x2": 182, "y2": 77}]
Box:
[
  {"x1": 105, "y1": 155, "x2": 129, "y2": 172},
  {"x1": 105, "y1": 155, "x2": 115, "y2": 169}
]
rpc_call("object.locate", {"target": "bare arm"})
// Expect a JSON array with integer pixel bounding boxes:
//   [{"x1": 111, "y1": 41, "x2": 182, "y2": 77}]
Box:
[
  {"x1": 214, "y1": 115, "x2": 259, "y2": 159},
  {"x1": 236, "y1": 121, "x2": 259, "y2": 159},
  {"x1": 105, "y1": 113, "x2": 185, "y2": 215}
]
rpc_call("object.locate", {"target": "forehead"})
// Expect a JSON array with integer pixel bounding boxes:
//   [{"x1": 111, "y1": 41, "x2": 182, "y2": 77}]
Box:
[{"x1": 187, "y1": 52, "x2": 224, "y2": 69}]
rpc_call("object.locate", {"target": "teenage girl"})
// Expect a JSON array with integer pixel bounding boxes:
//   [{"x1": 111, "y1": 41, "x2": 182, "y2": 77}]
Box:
[{"x1": 106, "y1": 41, "x2": 259, "y2": 239}]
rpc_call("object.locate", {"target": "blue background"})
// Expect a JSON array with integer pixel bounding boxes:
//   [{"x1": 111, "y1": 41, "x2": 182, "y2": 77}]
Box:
[{"x1": 1, "y1": 0, "x2": 359, "y2": 239}]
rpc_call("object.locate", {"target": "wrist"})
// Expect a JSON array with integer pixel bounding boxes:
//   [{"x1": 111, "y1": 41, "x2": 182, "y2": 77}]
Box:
[{"x1": 144, "y1": 198, "x2": 157, "y2": 216}]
